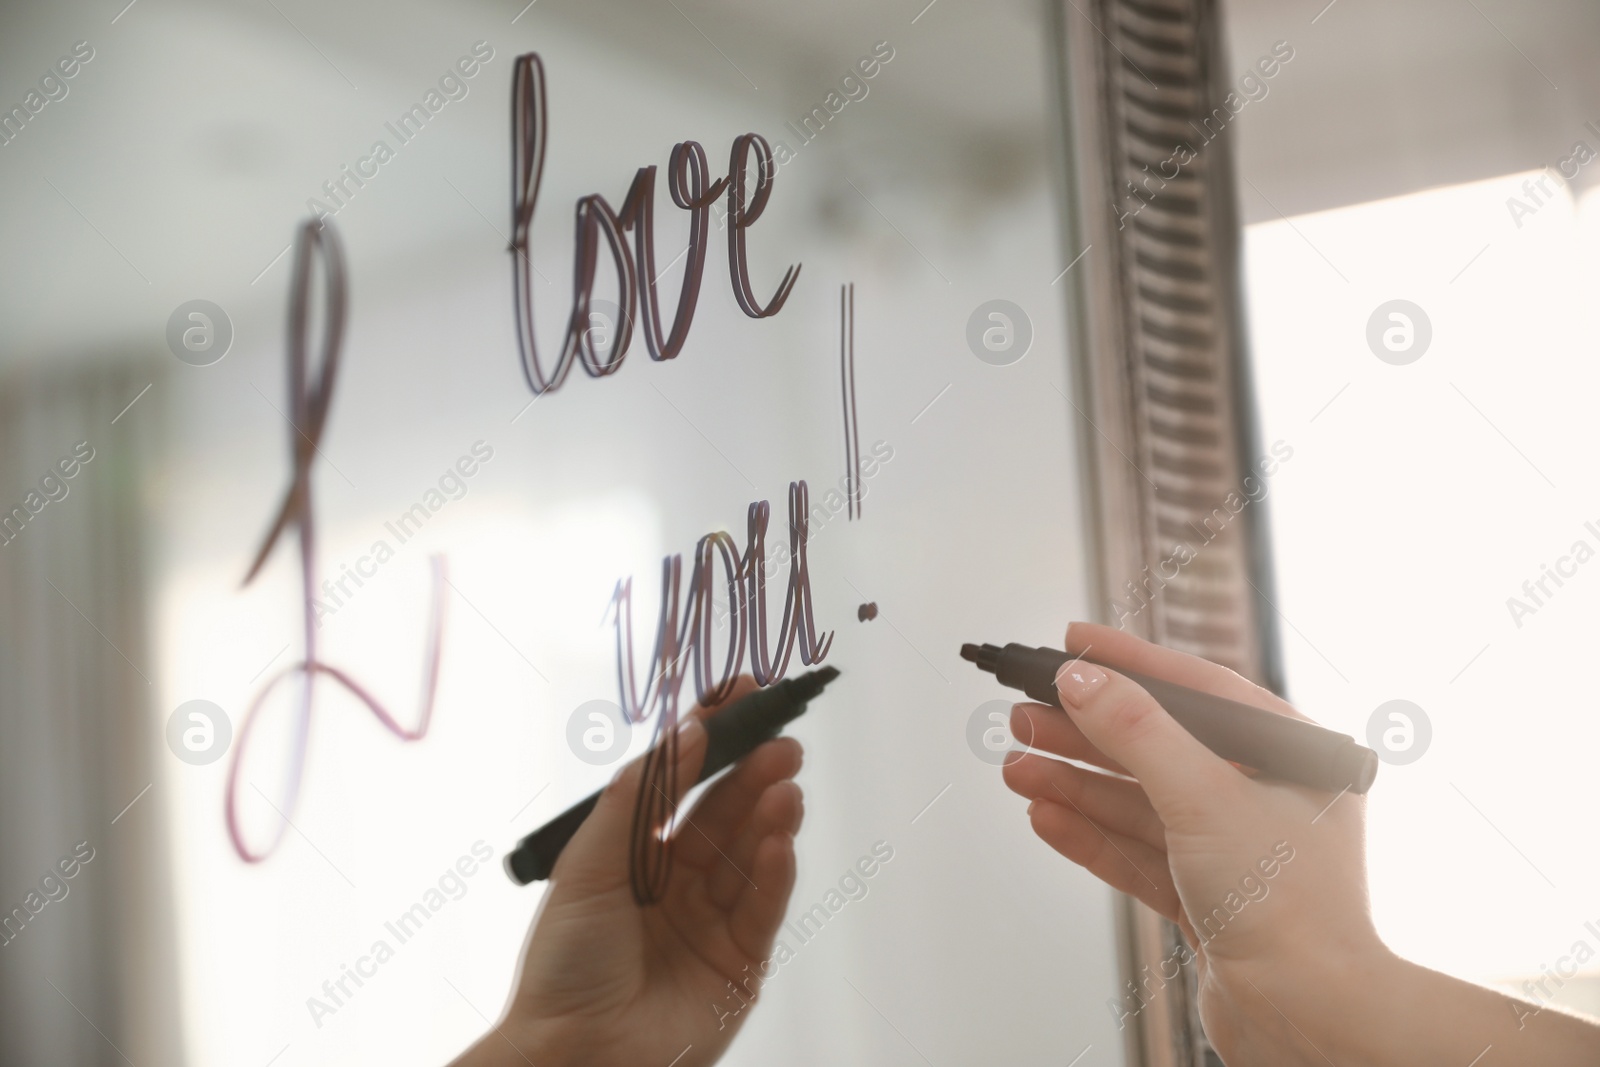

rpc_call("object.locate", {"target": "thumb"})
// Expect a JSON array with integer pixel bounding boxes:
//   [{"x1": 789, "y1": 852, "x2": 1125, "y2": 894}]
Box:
[
  {"x1": 551, "y1": 714, "x2": 709, "y2": 890},
  {"x1": 1055, "y1": 658, "x2": 1238, "y2": 824}
]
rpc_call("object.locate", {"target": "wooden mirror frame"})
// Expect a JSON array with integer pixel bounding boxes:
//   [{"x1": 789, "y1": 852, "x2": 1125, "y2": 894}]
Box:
[{"x1": 1047, "y1": 0, "x2": 1285, "y2": 1062}]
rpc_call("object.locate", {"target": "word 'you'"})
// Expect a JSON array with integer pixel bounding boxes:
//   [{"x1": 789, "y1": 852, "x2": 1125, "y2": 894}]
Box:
[{"x1": 610, "y1": 480, "x2": 833, "y2": 905}]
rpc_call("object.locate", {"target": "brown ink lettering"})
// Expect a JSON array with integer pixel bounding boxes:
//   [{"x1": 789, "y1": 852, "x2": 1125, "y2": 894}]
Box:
[
  {"x1": 227, "y1": 219, "x2": 448, "y2": 863},
  {"x1": 610, "y1": 481, "x2": 832, "y2": 903},
  {"x1": 509, "y1": 52, "x2": 798, "y2": 395}
]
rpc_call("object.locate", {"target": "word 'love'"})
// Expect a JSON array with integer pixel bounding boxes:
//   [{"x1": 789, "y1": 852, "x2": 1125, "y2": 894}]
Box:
[{"x1": 510, "y1": 52, "x2": 800, "y2": 395}]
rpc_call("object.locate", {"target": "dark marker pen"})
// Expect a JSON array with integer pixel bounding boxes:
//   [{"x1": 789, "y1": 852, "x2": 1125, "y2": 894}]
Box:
[
  {"x1": 504, "y1": 666, "x2": 840, "y2": 885},
  {"x1": 961, "y1": 642, "x2": 1378, "y2": 794}
]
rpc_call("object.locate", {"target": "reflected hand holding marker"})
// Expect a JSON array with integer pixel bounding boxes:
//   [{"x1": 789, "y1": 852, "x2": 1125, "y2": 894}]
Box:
[
  {"x1": 506, "y1": 666, "x2": 839, "y2": 885},
  {"x1": 454, "y1": 671, "x2": 816, "y2": 1067}
]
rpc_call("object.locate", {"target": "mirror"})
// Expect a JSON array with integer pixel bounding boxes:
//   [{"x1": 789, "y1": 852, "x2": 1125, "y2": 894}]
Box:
[{"x1": 0, "y1": 1, "x2": 1129, "y2": 1064}]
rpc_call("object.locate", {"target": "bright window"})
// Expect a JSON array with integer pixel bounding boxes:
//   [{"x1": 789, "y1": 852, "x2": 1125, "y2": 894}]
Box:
[{"x1": 1244, "y1": 171, "x2": 1600, "y2": 1012}]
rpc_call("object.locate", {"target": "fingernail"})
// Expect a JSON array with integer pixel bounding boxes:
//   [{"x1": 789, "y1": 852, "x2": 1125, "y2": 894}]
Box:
[
  {"x1": 677, "y1": 715, "x2": 703, "y2": 741},
  {"x1": 1026, "y1": 798, "x2": 1038, "y2": 817},
  {"x1": 1055, "y1": 660, "x2": 1107, "y2": 709}
]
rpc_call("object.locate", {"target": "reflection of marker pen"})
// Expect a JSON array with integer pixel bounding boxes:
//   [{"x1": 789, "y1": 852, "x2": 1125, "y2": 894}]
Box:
[
  {"x1": 505, "y1": 667, "x2": 841, "y2": 885},
  {"x1": 960, "y1": 642, "x2": 1378, "y2": 794}
]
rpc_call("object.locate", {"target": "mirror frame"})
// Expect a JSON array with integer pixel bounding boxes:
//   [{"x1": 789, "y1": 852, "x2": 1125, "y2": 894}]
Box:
[{"x1": 1048, "y1": 0, "x2": 1284, "y2": 1061}]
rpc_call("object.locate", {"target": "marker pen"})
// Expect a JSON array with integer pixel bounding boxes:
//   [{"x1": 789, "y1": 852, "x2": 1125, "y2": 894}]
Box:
[
  {"x1": 961, "y1": 642, "x2": 1377, "y2": 794},
  {"x1": 505, "y1": 666, "x2": 840, "y2": 885}
]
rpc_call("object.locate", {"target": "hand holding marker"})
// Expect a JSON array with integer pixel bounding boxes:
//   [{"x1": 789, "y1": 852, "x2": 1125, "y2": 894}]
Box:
[
  {"x1": 506, "y1": 667, "x2": 840, "y2": 885},
  {"x1": 962, "y1": 641, "x2": 1378, "y2": 793}
]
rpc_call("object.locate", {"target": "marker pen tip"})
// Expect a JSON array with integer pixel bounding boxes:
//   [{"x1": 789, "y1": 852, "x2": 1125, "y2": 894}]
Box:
[{"x1": 788, "y1": 665, "x2": 840, "y2": 701}]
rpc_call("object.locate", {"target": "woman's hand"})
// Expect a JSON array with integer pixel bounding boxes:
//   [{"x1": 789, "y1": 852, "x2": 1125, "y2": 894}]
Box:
[
  {"x1": 1002, "y1": 622, "x2": 1600, "y2": 1066},
  {"x1": 453, "y1": 677, "x2": 803, "y2": 1067},
  {"x1": 1001, "y1": 622, "x2": 1377, "y2": 1065}
]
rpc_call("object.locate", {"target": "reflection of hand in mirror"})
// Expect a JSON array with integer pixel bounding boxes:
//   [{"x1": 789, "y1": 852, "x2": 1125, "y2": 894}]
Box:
[
  {"x1": 1004, "y1": 621, "x2": 1600, "y2": 1066},
  {"x1": 449, "y1": 676, "x2": 803, "y2": 1067}
]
